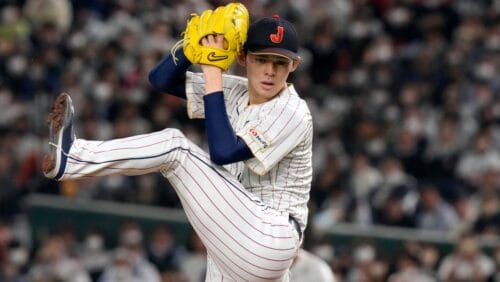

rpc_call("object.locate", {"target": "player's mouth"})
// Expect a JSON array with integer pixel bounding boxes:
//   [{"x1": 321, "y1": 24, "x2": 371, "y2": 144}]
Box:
[{"x1": 261, "y1": 81, "x2": 274, "y2": 90}]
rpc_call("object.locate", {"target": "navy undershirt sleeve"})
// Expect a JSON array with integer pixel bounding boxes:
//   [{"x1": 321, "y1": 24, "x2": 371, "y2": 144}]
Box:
[
  {"x1": 204, "y1": 91, "x2": 254, "y2": 165},
  {"x1": 148, "y1": 48, "x2": 191, "y2": 98}
]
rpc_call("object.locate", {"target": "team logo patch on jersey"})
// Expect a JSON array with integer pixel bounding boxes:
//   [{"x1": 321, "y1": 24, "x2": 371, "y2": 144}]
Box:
[{"x1": 248, "y1": 127, "x2": 269, "y2": 149}]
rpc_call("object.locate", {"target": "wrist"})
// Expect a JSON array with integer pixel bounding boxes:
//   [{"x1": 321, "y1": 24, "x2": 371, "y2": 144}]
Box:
[{"x1": 203, "y1": 65, "x2": 223, "y2": 94}]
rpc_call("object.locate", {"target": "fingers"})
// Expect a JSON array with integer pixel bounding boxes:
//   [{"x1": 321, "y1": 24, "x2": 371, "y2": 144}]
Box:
[
  {"x1": 201, "y1": 34, "x2": 225, "y2": 48},
  {"x1": 215, "y1": 34, "x2": 224, "y2": 43},
  {"x1": 201, "y1": 36, "x2": 209, "y2": 46}
]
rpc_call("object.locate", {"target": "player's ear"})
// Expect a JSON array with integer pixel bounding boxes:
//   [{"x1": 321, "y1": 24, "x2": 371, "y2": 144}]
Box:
[
  {"x1": 289, "y1": 58, "x2": 300, "y2": 72},
  {"x1": 237, "y1": 52, "x2": 246, "y2": 66}
]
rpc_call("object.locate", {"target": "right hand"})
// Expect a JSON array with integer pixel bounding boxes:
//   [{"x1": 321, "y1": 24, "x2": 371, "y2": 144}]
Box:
[{"x1": 201, "y1": 34, "x2": 224, "y2": 94}]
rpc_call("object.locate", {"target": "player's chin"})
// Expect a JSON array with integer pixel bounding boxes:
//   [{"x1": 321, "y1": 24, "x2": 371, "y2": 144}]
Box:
[
  {"x1": 250, "y1": 92, "x2": 273, "y2": 104},
  {"x1": 259, "y1": 84, "x2": 280, "y2": 96}
]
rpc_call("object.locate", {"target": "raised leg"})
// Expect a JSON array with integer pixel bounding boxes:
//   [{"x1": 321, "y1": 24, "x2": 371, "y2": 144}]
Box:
[
  {"x1": 42, "y1": 93, "x2": 300, "y2": 281},
  {"x1": 165, "y1": 143, "x2": 299, "y2": 281}
]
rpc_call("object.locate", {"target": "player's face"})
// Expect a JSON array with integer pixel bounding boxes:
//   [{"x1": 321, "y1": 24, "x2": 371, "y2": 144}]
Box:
[{"x1": 244, "y1": 53, "x2": 299, "y2": 104}]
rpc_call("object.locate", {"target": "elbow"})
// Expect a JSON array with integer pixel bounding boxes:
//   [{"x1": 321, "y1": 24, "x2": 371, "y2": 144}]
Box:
[
  {"x1": 211, "y1": 158, "x2": 227, "y2": 166},
  {"x1": 148, "y1": 68, "x2": 166, "y2": 92},
  {"x1": 210, "y1": 150, "x2": 232, "y2": 166}
]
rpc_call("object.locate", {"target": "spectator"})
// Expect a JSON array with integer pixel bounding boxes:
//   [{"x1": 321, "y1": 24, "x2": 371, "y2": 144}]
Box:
[
  {"x1": 348, "y1": 152, "x2": 382, "y2": 225},
  {"x1": 305, "y1": 17, "x2": 338, "y2": 85},
  {"x1": 371, "y1": 156, "x2": 419, "y2": 217},
  {"x1": 100, "y1": 222, "x2": 160, "y2": 282},
  {"x1": 418, "y1": 243, "x2": 441, "y2": 274},
  {"x1": 372, "y1": 189, "x2": 416, "y2": 228},
  {"x1": 312, "y1": 186, "x2": 350, "y2": 230},
  {"x1": 450, "y1": 191, "x2": 478, "y2": 234},
  {"x1": 99, "y1": 248, "x2": 142, "y2": 282},
  {"x1": 290, "y1": 248, "x2": 336, "y2": 282},
  {"x1": 346, "y1": 242, "x2": 389, "y2": 282},
  {"x1": 0, "y1": 239, "x2": 30, "y2": 282},
  {"x1": 415, "y1": 183, "x2": 459, "y2": 232},
  {"x1": 311, "y1": 153, "x2": 347, "y2": 210},
  {"x1": 80, "y1": 228, "x2": 111, "y2": 281},
  {"x1": 23, "y1": 0, "x2": 73, "y2": 34},
  {"x1": 146, "y1": 224, "x2": 184, "y2": 275},
  {"x1": 424, "y1": 113, "x2": 463, "y2": 179},
  {"x1": 388, "y1": 249, "x2": 436, "y2": 282},
  {"x1": 472, "y1": 193, "x2": 500, "y2": 239},
  {"x1": 390, "y1": 125, "x2": 427, "y2": 179},
  {"x1": 27, "y1": 234, "x2": 91, "y2": 282},
  {"x1": 438, "y1": 233, "x2": 495, "y2": 282},
  {"x1": 180, "y1": 232, "x2": 206, "y2": 282},
  {"x1": 456, "y1": 128, "x2": 500, "y2": 188}
]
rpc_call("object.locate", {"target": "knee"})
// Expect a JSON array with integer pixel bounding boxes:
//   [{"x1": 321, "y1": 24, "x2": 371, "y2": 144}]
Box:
[{"x1": 159, "y1": 128, "x2": 189, "y2": 175}]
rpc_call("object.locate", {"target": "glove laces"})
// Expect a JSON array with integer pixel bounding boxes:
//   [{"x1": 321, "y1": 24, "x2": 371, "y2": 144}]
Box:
[{"x1": 170, "y1": 39, "x2": 184, "y2": 65}]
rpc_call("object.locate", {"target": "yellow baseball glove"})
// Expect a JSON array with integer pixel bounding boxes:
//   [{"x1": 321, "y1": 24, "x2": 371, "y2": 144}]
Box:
[{"x1": 181, "y1": 2, "x2": 249, "y2": 71}]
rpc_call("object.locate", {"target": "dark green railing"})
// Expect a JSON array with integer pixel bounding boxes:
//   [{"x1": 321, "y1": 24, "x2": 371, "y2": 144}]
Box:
[{"x1": 26, "y1": 194, "x2": 499, "y2": 256}]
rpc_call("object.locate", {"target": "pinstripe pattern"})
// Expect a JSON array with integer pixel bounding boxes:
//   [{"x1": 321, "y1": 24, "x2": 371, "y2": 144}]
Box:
[
  {"x1": 169, "y1": 150, "x2": 298, "y2": 281},
  {"x1": 58, "y1": 71, "x2": 311, "y2": 281},
  {"x1": 61, "y1": 129, "x2": 188, "y2": 178},
  {"x1": 185, "y1": 72, "x2": 313, "y2": 232},
  {"x1": 59, "y1": 128, "x2": 299, "y2": 281}
]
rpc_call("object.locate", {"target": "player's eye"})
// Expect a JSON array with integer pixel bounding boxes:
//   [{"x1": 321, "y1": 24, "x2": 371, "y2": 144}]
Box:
[
  {"x1": 275, "y1": 60, "x2": 290, "y2": 66},
  {"x1": 254, "y1": 57, "x2": 268, "y2": 64}
]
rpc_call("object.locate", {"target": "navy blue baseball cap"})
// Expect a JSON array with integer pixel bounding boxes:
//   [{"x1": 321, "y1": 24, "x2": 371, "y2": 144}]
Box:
[{"x1": 244, "y1": 15, "x2": 300, "y2": 60}]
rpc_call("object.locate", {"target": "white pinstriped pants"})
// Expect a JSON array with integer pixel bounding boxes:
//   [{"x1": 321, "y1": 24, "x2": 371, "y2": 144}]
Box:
[{"x1": 60, "y1": 128, "x2": 300, "y2": 281}]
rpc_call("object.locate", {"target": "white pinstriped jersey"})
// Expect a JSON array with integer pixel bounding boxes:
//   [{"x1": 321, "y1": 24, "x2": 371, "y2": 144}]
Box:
[{"x1": 185, "y1": 72, "x2": 313, "y2": 231}]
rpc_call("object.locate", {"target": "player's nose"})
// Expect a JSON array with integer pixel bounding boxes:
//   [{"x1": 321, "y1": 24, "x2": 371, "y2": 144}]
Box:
[{"x1": 263, "y1": 62, "x2": 277, "y2": 75}]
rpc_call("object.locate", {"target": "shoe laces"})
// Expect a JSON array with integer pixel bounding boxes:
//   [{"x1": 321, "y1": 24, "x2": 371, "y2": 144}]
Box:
[{"x1": 48, "y1": 142, "x2": 71, "y2": 157}]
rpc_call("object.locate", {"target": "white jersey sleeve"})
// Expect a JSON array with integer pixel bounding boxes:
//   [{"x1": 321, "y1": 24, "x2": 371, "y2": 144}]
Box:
[
  {"x1": 184, "y1": 71, "x2": 247, "y2": 119},
  {"x1": 237, "y1": 86, "x2": 312, "y2": 175},
  {"x1": 184, "y1": 71, "x2": 205, "y2": 119}
]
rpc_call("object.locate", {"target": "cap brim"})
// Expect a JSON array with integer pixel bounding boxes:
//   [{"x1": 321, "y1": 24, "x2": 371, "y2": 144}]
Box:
[{"x1": 248, "y1": 47, "x2": 300, "y2": 60}]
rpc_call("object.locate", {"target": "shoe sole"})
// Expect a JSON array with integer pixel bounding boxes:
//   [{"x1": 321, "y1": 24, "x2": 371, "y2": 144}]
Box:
[{"x1": 42, "y1": 93, "x2": 73, "y2": 179}]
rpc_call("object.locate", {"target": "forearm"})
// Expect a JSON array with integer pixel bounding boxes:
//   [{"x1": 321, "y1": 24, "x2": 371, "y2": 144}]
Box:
[
  {"x1": 204, "y1": 92, "x2": 253, "y2": 165},
  {"x1": 148, "y1": 48, "x2": 191, "y2": 98}
]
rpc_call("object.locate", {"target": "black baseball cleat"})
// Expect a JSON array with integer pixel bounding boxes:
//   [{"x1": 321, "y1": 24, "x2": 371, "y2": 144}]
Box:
[{"x1": 42, "y1": 93, "x2": 75, "y2": 180}]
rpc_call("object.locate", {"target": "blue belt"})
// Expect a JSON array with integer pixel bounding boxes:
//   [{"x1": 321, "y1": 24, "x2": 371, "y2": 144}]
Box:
[{"x1": 289, "y1": 215, "x2": 302, "y2": 241}]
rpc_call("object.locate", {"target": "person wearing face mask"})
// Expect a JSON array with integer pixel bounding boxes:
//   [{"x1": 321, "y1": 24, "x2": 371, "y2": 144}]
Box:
[
  {"x1": 289, "y1": 248, "x2": 336, "y2": 282},
  {"x1": 100, "y1": 222, "x2": 160, "y2": 282},
  {"x1": 99, "y1": 248, "x2": 135, "y2": 282},
  {"x1": 146, "y1": 224, "x2": 184, "y2": 275},
  {"x1": 80, "y1": 229, "x2": 111, "y2": 281},
  {"x1": 438, "y1": 233, "x2": 495, "y2": 282},
  {"x1": 27, "y1": 234, "x2": 91, "y2": 282}
]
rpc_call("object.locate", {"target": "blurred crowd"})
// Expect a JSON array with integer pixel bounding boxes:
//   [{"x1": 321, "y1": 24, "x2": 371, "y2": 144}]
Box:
[
  {"x1": 1, "y1": 219, "x2": 208, "y2": 282},
  {"x1": 0, "y1": 0, "x2": 499, "y2": 281}
]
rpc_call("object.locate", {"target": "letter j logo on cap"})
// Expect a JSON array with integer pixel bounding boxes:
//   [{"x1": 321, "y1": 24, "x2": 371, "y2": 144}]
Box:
[{"x1": 270, "y1": 26, "x2": 284, "y2": 43}]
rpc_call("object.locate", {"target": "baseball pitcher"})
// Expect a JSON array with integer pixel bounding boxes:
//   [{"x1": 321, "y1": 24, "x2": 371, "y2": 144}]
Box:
[{"x1": 42, "y1": 3, "x2": 313, "y2": 281}]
